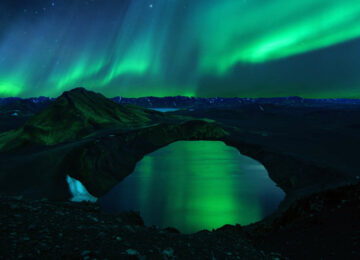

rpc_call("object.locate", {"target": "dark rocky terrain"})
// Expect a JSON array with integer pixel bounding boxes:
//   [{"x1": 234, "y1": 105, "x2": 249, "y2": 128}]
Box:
[
  {"x1": 0, "y1": 195, "x2": 276, "y2": 259},
  {"x1": 250, "y1": 183, "x2": 360, "y2": 259},
  {"x1": 0, "y1": 184, "x2": 358, "y2": 259},
  {"x1": 0, "y1": 88, "x2": 359, "y2": 259}
]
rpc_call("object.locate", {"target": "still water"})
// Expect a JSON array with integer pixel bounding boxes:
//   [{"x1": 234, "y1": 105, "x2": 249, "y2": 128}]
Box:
[
  {"x1": 99, "y1": 141, "x2": 285, "y2": 233},
  {"x1": 150, "y1": 108, "x2": 179, "y2": 112}
]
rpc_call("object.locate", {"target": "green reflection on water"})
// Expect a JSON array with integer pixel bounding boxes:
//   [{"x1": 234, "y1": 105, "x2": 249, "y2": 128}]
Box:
[{"x1": 100, "y1": 141, "x2": 285, "y2": 233}]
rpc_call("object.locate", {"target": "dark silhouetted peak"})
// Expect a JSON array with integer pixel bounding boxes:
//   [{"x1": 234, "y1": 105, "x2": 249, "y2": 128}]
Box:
[
  {"x1": 58, "y1": 87, "x2": 107, "y2": 105},
  {"x1": 67, "y1": 87, "x2": 87, "y2": 92}
]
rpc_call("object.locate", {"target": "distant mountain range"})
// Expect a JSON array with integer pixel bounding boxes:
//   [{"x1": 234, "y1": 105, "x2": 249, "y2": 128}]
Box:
[
  {"x1": 1, "y1": 94, "x2": 360, "y2": 130},
  {"x1": 0, "y1": 96, "x2": 55, "y2": 106},
  {"x1": 112, "y1": 96, "x2": 360, "y2": 108},
  {"x1": 2, "y1": 95, "x2": 360, "y2": 111}
]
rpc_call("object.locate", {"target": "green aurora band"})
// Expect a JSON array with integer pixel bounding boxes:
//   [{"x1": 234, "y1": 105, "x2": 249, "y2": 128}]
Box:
[{"x1": 0, "y1": 0, "x2": 360, "y2": 97}]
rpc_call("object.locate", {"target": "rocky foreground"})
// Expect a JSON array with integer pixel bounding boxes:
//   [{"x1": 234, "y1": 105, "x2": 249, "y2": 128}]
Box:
[
  {"x1": 1, "y1": 182, "x2": 359, "y2": 259},
  {"x1": 249, "y1": 183, "x2": 360, "y2": 259},
  {"x1": 0, "y1": 195, "x2": 278, "y2": 260}
]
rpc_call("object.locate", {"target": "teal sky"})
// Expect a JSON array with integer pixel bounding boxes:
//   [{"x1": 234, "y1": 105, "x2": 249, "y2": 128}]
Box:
[{"x1": 0, "y1": 0, "x2": 360, "y2": 98}]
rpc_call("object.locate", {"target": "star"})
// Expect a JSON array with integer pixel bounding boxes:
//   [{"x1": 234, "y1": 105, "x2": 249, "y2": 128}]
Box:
[{"x1": 149, "y1": 4, "x2": 153, "y2": 8}]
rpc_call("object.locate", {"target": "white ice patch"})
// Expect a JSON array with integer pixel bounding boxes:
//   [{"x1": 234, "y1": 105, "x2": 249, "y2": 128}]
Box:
[{"x1": 66, "y1": 175, "x2": 98, "y2": 203}]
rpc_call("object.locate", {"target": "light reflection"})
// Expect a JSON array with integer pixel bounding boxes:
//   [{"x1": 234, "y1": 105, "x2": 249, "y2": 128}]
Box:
[{"x1": 100, "y1": 141, "x2": 285, "y2": 233}]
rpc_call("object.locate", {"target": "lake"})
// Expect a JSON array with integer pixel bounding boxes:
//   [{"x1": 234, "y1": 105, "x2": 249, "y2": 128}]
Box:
[
  {"x1": 149, "y1": 108, "x2": 179, "y2": 112},
  {"x1": 99, "y1": 141, "x2": 285, "y2": 233}
]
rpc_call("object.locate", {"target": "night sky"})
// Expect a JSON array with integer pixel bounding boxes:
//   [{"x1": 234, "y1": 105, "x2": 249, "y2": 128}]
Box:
[{"x1": 0, "y1": 0, "x2": 360, "y2": 98}]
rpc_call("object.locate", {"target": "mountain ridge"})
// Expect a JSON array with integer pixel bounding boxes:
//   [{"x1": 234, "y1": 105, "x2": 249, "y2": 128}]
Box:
[{"x1": 2, "y1": 94, "x2": 360, "y2": 111}]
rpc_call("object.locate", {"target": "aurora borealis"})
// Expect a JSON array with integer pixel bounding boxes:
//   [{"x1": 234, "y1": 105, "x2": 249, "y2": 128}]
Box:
[{"x1": 0, "y1": 0, "x2": 360, "y2": 98}]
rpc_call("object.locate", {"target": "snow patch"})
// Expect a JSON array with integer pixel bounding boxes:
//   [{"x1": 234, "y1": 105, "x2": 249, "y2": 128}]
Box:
[{"x1": 66, "y1": 175, "x2": 98, "y2": 203}]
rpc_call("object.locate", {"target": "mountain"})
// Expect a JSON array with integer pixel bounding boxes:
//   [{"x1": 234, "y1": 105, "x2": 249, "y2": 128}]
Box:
[
  {"x1": 0, "y1": 88, "x2": 162, "y2": 151},
  {"x1": 2, "y1": 95, "x2": 360, "y2": 115},
  {"x1": 0, "y1": 87, "x2": 227, "y2": 199},
  {"x1": 111, "y1": 96, "x2": 360, "y2": 108}
]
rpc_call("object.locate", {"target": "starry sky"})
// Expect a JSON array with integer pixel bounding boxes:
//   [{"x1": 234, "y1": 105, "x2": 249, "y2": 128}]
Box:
[{"x1": 0, "y1": 0, "x2": 360, "y2": 98}]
